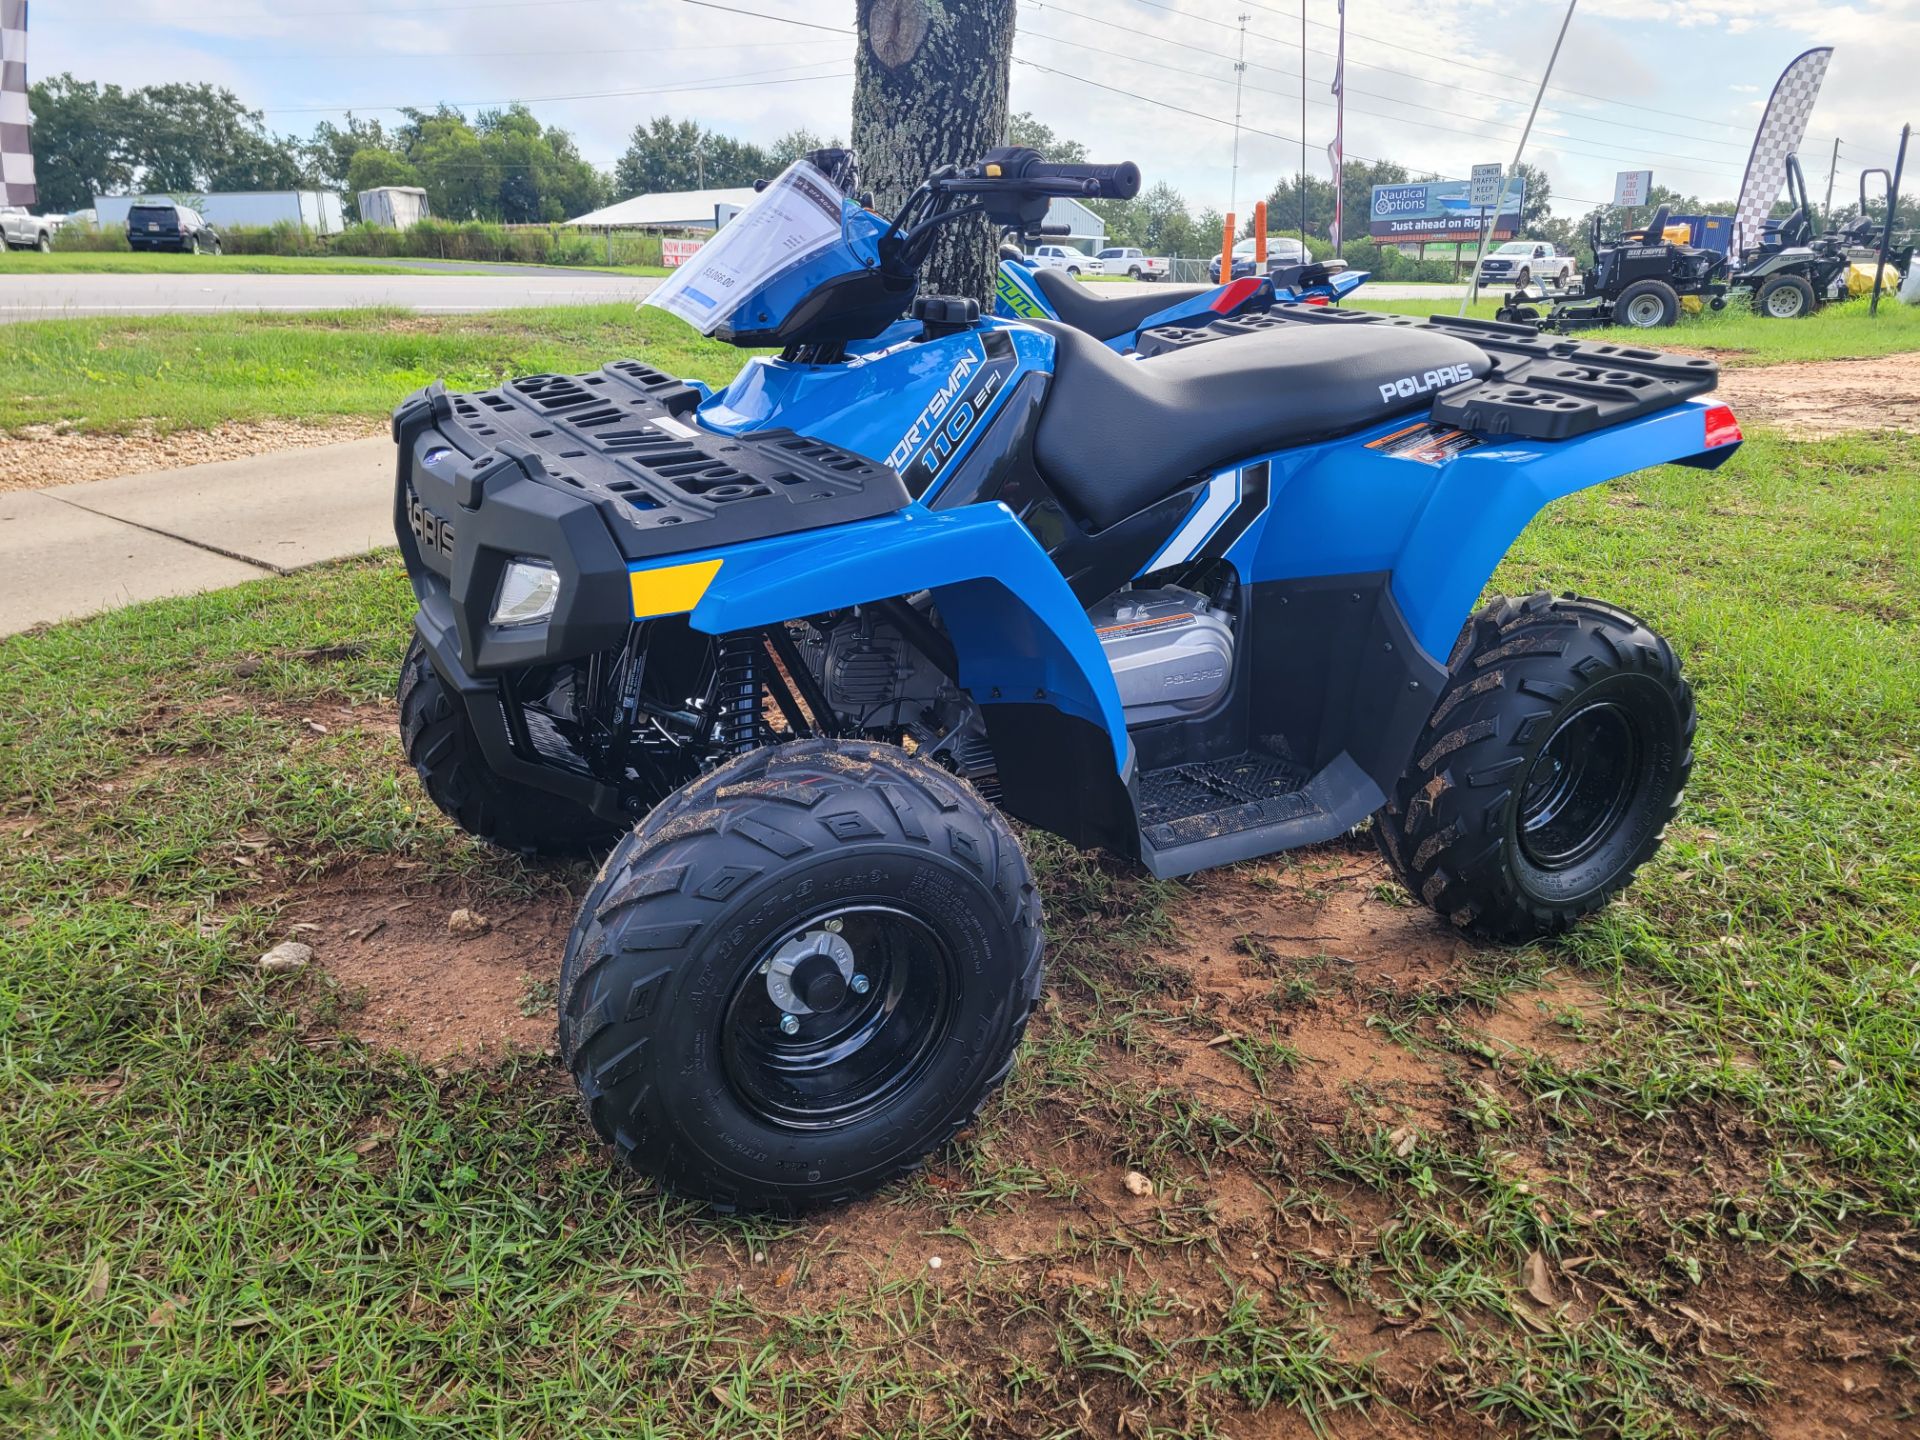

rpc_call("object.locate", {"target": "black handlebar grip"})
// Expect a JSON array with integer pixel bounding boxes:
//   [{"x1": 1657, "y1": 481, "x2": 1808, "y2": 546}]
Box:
[{"x1": 1025, "y1": 160, "x2": 1142, "y2": 201}]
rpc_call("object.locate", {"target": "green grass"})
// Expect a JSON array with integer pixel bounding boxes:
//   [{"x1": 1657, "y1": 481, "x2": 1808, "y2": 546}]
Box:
[
  {"x1": 2, "y1": 428, "x2": 1917, "y2": 1435},
  {"x1": 0, "y1": 251, "x2": 505, "y2": 277},
  {"x1": 0, "y1": 251, "x2": 672, "y2": 278},
  {"x1": 1350, "y1": 290, "x2": 1920, "y2": 364},
  {"x1": 0, "y1": 306, "x2": 749, "y2": 434}
]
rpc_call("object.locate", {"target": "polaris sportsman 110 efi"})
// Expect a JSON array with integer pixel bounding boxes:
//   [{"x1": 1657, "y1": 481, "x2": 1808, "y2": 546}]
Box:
[{"x1": 393, "y1": 149, "x2": 1740, "y2": 1212}]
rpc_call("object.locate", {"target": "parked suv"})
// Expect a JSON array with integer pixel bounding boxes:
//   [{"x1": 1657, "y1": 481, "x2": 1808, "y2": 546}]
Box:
[
  {"x1": 1208, "y1": 236, "x2": 1309, "y2": 283},
  {"x1": 0, "y1": 205, "x2": 56, "y2": 252},
  {"x1": 127, "y1": 202, "x2": 223, "y2": 255}
]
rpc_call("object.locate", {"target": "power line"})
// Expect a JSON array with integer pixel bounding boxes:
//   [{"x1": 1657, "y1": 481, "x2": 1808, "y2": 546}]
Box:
[
  {"x1": 1017, "y1": 24, "x2": 1742, "y2": 180},
  {"x1": 260, "y1": 65, "x2": 851, "y2": 116},
  {"x1": 1139, "y1": 0, "x2": 1758, "y2": 136},
  {"x1": 1020, "y1": 0, "x2": 1747, "y2": 158}
]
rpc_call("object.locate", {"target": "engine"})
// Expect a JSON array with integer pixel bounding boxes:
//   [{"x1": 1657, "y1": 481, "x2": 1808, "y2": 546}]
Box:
[{"x1": 1088, "y1": 586, "x2": 1236, "y2": 727}]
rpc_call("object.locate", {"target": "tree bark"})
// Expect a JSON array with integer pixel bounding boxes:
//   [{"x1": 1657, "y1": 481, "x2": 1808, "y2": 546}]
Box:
[{"x1": 852, "y1": 0, "x2": 1016, "y2": 303}]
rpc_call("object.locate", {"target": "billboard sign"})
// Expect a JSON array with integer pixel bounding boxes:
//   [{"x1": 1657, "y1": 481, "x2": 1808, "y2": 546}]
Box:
[
  {"x1": 1613, "y1": 169, "x2": 1654, "y2": 207},
  {"x1": 1369, "y1": 176, "x2": 1526, "y2": 243}
]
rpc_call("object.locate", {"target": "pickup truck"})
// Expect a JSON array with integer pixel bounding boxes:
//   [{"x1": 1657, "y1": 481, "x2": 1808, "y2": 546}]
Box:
[
  {"x1": 1025, "y1": 244, "x2": 1102, "y2": 277},
  {"x1": 0, "y1": 206, "x2": 56, "y2": 252},
  {"x1": 1476, "y1": 239, "x2": 1576, "y2": 289},
  {"x1": 1093, "y1": 246, "x2": 1169, "y2": 281}
]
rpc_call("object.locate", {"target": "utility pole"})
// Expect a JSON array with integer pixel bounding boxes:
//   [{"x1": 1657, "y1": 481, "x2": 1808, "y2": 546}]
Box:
[
  {"x1": 1460, "y1": 0, "x2": 1577, "y2": 315},
  {"x1": 1822, "y1": 136, "x2": 1841, "y2": 227},
  {"x1": 1299, "y1": 0, "x2": 1307, "y2": 244},
  {"x1": 1228, "y1": 13, "x2": 1249, "y2": 215}
]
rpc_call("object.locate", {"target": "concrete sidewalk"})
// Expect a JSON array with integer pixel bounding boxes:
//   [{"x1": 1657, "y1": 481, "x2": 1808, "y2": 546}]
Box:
[{"x1": 1, "y1": 439, "x2": 392, "y2": 637}]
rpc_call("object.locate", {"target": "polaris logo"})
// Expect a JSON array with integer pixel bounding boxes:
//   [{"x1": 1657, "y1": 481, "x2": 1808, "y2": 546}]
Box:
[
  {"x1": 406, "y1": 489, "x2": 455, "y2": 559},
  {"x1": 1380, "y1": 364, "x2": 1475, "y2": 404}
]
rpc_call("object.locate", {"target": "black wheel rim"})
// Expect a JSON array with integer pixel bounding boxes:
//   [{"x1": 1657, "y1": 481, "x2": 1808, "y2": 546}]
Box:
[
  {"x1": 721, "y1": 904, "x2": 956, "y2": 1131},
  {"x1": 1517, "y1": 701, "x2": 1643, "y2": 870}
]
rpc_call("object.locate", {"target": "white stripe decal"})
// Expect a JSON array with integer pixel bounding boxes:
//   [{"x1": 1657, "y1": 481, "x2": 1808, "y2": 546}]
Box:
[{"x1": 1143, "y1": 469, "x2": 1239, "y2": 574}]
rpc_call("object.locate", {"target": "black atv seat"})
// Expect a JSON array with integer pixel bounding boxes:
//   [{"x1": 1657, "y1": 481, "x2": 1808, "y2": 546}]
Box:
[
  {"x1": 1030, "y1": 319, "x2": 1492, "y2": 530},
  {"x1": 1028, "y1": 265, "x2": 1220, "y2": 342}
]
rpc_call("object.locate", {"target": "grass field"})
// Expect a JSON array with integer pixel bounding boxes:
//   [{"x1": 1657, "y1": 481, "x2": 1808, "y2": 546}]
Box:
[
  {"x1": 3, "y1": 427, "x2": 1917, "y2": 1436},
  {"x1": 0, "y1": 306, "x2": 744, "y2": 434},
  {"x1": 0, "y1": 252, "x2": 671, "y2": 278},
  {"x1": 1348, "y1": 292, "x2": 1920, "y2": 365},
  {"x1": 0, "y1": 252, "x2": 499, "y2": 277},
  {"x1": 5, "y1": 296, "x2": 1914, "y2": 440}
]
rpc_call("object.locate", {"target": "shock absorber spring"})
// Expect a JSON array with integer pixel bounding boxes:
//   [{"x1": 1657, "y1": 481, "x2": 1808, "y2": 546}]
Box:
[{"x1": 713, "y1": 632, "x2": 763, "y2": 756}]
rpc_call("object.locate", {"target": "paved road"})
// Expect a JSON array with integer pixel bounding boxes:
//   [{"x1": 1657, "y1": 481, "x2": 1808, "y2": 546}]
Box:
[{"x1": 0, "y1": 270, "x2": 663, "y2": 322}]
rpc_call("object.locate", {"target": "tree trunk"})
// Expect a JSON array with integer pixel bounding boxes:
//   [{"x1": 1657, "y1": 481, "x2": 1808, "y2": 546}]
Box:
[{"x1": 852, "y1": 0, "x2": 1016, "y2": 303}]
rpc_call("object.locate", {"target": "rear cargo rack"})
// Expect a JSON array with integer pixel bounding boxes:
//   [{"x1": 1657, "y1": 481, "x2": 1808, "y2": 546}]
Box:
[{"x1": 1135, "y1": 306, "x2": 1718, "y2": 442}]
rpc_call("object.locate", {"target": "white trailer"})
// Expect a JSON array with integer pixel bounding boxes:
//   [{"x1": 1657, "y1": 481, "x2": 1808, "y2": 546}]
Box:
[
  {"x1": 93, "y1": 190, "x2": 347, "y2": 235},
  {"x1": 357, "y1": 186, "x2": 431, "y2": 229}
]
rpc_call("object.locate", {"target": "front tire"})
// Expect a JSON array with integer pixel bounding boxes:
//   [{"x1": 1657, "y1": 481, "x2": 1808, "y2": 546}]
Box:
[
  {"x1": 559, "y1": 738, "x2": 1044, "y2": 1213},
  {"x1": 1373, "y1": 593, "x2": 1694, "y2": 942},
  {"x1": 397, "y1": 636, "x2": 623, "y2": 856},
  {"x1": 36, "y1": 232, "x2": 53, "y2": 253},
  {"x1": 1755, "y1": 273, "x2": 1816, "y2": 319},
  {"x1": 1615, "y1": 278, "x2": 1679, "y2": 328}
]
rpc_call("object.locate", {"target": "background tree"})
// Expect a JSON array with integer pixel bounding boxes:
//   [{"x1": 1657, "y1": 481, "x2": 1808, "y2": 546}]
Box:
[
  {"x1": 303, "y1": 115, "x2": 393, "y2": 193},
  {"x1": 20, "y1": 76, "x2": 135, "y2": 211},
  {"x1": 1007, "y1": 111, "x2": 1086, "y2": 163},
  {"x1": 614, "y1": 115, "x2": 769, "y2": 196},
  {"x1": 852, "y1": 0, "x2": 1017, "y2": 302}
]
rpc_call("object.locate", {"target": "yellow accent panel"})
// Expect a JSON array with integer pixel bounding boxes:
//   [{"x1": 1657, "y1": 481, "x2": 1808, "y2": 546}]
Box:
[{"x1": 629, "y1": 558, "x2": 723, "y2": 619}]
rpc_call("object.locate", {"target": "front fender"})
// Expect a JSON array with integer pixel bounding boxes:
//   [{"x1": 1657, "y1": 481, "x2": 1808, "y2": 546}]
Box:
[{"x1": 653, "y1": 503, "x2": 1131, "y2": 779}]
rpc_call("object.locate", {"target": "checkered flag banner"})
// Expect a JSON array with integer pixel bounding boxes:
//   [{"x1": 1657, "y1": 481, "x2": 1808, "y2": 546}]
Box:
[
  {"x1": 0, "y1": 0, "x2": 33, "y2": 208},
  {"x1": 1732, "y1": 46, "x2": 1832, "y2": 257}
]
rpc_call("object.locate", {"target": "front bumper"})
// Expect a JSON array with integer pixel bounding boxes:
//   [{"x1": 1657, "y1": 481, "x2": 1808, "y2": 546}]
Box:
[{"x1": 392, "y1": 364, "x2": 913, "y2": 675}]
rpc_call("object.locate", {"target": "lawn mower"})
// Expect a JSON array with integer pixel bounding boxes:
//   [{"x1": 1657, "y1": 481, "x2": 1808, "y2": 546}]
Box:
[
  {"x1": 393, "y1": 146, "x2": 1739, "y2": 1212},
  {"x1": 995, "y1": 237, "x2": 1368, "y2": 352},
  {"x1": 1727, "y1": 147, "x2": 1914, "y2": 319},
  {"x1": 1500, "y1": 206, "x2": 1729, "y2": 331}
]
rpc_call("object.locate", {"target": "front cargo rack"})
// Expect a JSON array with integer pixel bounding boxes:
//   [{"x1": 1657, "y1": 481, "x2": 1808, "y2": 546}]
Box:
[{"x1": 396, "y1": 359, "x2": 910, "y2": 564}]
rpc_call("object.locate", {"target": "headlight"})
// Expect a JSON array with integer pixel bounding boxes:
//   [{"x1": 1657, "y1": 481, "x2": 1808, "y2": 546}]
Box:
[{"x1": 490, "y1": 559, "x2": 560, "y2": 627}]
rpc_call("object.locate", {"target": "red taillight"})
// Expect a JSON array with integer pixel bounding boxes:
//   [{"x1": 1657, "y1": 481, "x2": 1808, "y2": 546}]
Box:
[
  {"x1": 1702, "y1": 403, "x2": 1742, "y2": 449},
  {"x1": 1305, "y1": 295, "x2": 1330, "y2": 306}
]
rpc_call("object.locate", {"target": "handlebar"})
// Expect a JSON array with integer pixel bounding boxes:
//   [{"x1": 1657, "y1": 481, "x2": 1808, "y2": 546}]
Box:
[{"x1": 1019, "y1": 160, "x2": 1142, "y2": 201}]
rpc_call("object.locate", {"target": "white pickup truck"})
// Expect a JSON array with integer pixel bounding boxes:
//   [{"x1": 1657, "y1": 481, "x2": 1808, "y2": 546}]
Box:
[
  {"x1": 1025, "y1": 244, "x2": 1103, "y2": 277},
  {"x1": 1093, "y1": 246, "x2": 1170, "y2": 281},
  {"x1": 1, "y1": 206, "x2": 57, "y2": 252},
  {"x1": 1476, "y1": 239, "x2": 1577, "y2": 289}
]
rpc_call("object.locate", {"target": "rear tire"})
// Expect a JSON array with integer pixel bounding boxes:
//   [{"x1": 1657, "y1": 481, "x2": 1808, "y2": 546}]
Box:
[
  {"x1": 559, "y1": 738, "x2": 1044, "y2": 1213},
  {"x1": 397, "y1": 636, "x2": 623, "y2": 856},
  {"x1": 1373, "y1": 593, "x2": 1694, "y2": 942},
  {"x1": 1755, "y1": 273, "x2": 1816, "y2": 319},
  {"x1": 1615, "y1": 278, "x2": 1679, "y2": 328}
]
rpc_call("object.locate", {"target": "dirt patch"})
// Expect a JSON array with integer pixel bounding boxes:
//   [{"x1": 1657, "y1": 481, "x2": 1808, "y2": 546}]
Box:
[
  {"x1": 0, "y1": 416, "x2": 385, "y2": 493},
  {"x1": 1708, "y1": 352, "x2": 1920, "y2": 438},
  {"x1": 281, "y1": 860, "x2": 576, "y2": 1068}
]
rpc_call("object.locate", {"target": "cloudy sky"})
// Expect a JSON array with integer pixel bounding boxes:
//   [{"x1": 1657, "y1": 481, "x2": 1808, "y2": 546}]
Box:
[{"x1": 28, "y1": 0, "x2": 1920, "y2": 218}]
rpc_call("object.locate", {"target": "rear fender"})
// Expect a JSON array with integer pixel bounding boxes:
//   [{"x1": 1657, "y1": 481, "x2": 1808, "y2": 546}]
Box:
[
  {"x1": 1391, "y1": 399, "x2": 1737, "y2": 654},
  {"x1": 645, "y1": 502, "x2": 1132, "y2": 778},
  {"x1": 1235, "y1": 399, "x2": 1737, "y2": 660}
]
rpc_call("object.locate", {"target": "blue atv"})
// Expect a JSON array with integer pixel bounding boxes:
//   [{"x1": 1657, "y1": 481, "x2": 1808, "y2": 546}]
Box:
[
  {"x1": 995, "y1": 237, "x2": 1370, "y2": 353},
  {"x1": 393, "y1": 146, "x2": 1741, "y2": 1212}
]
